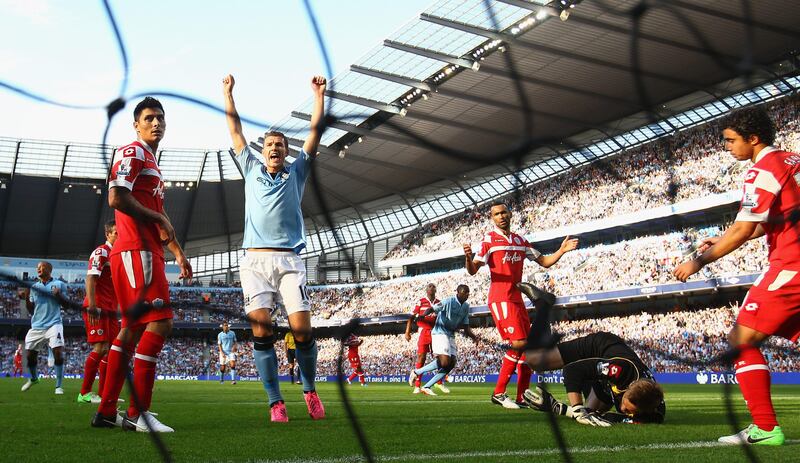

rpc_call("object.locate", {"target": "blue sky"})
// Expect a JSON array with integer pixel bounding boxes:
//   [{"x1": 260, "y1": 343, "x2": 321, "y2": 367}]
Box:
[{"x1": 0, "y1": 0, "x2": 432, "y2": 149}]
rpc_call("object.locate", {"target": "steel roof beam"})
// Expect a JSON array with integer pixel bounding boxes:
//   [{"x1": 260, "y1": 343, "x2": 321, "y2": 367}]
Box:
[
  {"x1": 420, "y1": 13, "x2": 702, "y2": 88},
  {"x1": 325, "y1": 90, "x2": 403, "y2": 115},
  {"x1": 383, "y1": 40, "x2": 479, "y2": 70},
  {"x1": 349, "y1": 65, "x2": 434, "y2": 92}
]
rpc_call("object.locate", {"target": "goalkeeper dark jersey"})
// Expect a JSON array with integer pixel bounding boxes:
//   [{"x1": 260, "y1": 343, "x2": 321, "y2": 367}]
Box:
[{"x1": 557, "y1": 332, "x2": 665, "y2": 423}]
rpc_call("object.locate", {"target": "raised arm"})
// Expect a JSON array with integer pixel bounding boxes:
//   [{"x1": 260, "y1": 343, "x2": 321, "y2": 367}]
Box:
[
  {"x1": 535, "y1": 235, "x2": 578, "y2": 268},
  {"x1": 303, "y1": 75, "x2": 327, "y2": 156},
  {"x1": 463, "y1": 244, "x2": 484, "y2": 275},
  {"x1": 222, "y1": 74, "x2": 247, "y2": 154}
]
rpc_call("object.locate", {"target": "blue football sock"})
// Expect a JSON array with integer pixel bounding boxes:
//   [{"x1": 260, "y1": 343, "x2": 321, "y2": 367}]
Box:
[
  {"x1": 423, "y1": 370, "x2": 447, "y2": 389},
  {"x1": 254, "y1": 348, "x2": 282, "y2": 405},
  {"x1": 230, "y1": 368, "x2": 236, "y2": 382},
  {"x1": 415, "y1": 359, "x2": 439, "y2": 376},
  {"x1": 29, "y1": 362, "x2": 38, "y2": 381},
  {"x1": 295, "y1": 338, "x2": 318, "y2": 392},
  {"x1": 55, "y1": 364, "x2": 64, "y2": 388}
]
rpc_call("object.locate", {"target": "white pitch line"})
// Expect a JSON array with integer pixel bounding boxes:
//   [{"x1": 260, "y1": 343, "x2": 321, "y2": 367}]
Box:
[{"x1": 248, "y1": 439, "x2": 800, "y2": 463}]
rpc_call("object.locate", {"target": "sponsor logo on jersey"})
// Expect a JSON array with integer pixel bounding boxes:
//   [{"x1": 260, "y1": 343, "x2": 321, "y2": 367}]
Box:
[
  {"x1": 744, "y1": 170, "x2": 757, "y2": 182},
  {"x1": 502, "y1": 253, "x2": 523, "y2": 264},
  {"x1": 152, "y1": 180, "x2": 165, "y2": 199}
]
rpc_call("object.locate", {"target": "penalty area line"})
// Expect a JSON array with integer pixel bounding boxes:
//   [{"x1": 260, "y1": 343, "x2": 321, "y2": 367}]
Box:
[{"x1": 250, "y1": 439, "x2": 800, "y2": 463}]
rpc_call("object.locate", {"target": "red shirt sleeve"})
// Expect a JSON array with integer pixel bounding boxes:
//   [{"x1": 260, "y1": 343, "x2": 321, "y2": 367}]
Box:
[{"x1": 108, "y1": 145, "x2": 145, "y2": 190}]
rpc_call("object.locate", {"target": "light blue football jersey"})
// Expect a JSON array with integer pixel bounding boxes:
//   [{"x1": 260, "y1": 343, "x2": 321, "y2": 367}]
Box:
[
  {"x1": 431, "y1": 296, "x2": 470, "y2": 336},
  {"x1": 218, "y1": 330, "x2": 237, "y2": 354},
  {"x1": 235, "y1": 145, "x2": 312, "y2": 253},
  {"x1": 29, "y1": 279, "x2": 67, "y2": 329}
]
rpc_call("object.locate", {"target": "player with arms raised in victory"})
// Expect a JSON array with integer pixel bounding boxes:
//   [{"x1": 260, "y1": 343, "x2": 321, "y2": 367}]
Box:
[
  {"x1": 78, "y1": 220, "x2": 120, "y2": 404},
  {"x1": 408, "y1": 285, "x2": 478, "y2": 395},
  {"x1": 92, "y1": 97, "x2": 193, "y2": 432},
  {"x1": 18, "y1": 262, "x2": 68, "y2": 394},
  {"x1": 218, "y1": 322, "x2": 238, "y2": 384},
  {"x1": 674, "y1": 107, "x2": 796, "y2": 445},
  {"x1": 523, "y1": 331, "x2": 665, "y2": 425},
  {"x1": 405, "y1": 283, "x2": 446, "y2": 393},
  {"x1": 464, "y1": 201, "x2": 577, "y2": 408},
  {"x1": 223, "y1": 73, "x2": 327, "y2": 422}
]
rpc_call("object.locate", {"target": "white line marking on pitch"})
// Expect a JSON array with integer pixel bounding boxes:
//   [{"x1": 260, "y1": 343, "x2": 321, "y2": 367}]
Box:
[{"x1": 247, "y1": 439, "x2": 800, "y2": 463}]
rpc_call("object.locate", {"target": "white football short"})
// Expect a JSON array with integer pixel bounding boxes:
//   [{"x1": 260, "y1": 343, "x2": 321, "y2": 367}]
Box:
[
  {"x1": 219, "y1": 352, "x2": 237, "y2": 365},
  {"x1": 431, "y1": 333, "x2": 457, "y2": 356},
  {"x1": 239, "y1": 251, "x2": 311, "y2": 316},
  {"x1": 25, "y1": 324, "x2": 65, "y2": 351}
]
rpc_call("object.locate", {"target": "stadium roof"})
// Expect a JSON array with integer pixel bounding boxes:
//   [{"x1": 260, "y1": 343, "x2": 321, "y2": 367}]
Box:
[{"x1": 1, "y1": 0, "x2": 799, "y2": 259}]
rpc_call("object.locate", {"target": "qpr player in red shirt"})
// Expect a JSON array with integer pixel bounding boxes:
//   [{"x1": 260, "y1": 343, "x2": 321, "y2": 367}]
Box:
[
  {"x1": 464, "y1": 201, "x2": 577, "y2": 409},
  {"x1": 91, "y1": 97, "x2": 192, "y2": 433},
  {"x1": 674, "y1": 107, "x2": 796, "y2": 446},
  {"x1": 404, "y1": 283, "x2": 446, "y2": 393},
  {"x1": 345, "y1": 334, "x2": 368, "y2": 387},
  {"x1": 78, "y1": 220, "x2": 120, "y2": 405}
]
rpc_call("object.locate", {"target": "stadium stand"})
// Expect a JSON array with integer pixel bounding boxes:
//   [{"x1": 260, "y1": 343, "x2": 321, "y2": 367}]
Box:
[
  {"x1": 385, "y1": 96, "x2": 800, "y2": 260},
  {"x1": 4, "y1": 305, "x2": 798, "y2": 378}
]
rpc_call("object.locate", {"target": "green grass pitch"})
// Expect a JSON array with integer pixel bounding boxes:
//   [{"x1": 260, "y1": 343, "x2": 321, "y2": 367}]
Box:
[{"x1": 1, "y1": 378, "x2": 797, "y2": 462}]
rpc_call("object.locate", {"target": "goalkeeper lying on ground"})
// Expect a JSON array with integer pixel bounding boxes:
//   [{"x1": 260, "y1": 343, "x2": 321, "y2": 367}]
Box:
[
  {"x1": 523, "y1": 331, "x2": 666, "y2": 425},
  {"x1": 516, "y1": 283, "x2": 665, "y2": 426}
]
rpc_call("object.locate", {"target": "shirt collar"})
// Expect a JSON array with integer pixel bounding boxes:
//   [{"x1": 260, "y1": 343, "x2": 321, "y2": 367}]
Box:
[
  {"x1": 137, "y1": 138, "x2": 155, "y2": 156},
  {"x1": 494, "y1": 227, "x2": 513, "y2": 242},
  {"x1": 105, "y1": 241, "x2": 112, "y2": 247},
  {"x1": 754, "y1": 145, "x2": 778, "y2": 163}
]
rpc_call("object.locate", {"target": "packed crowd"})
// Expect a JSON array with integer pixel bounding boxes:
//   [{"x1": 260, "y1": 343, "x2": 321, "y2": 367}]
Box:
[
  {"x1": 4, "y1": 304, "x2": 798, "y2": 378},
  {"x1": 303, "y1": 225, "x2": 768, "y2": 320},
  {"x1": 0, "y1": 224, "x2": 769, "y2": 323},
  {"x1": 385, "y1": 96, "x2": 800, "y2": 260}
]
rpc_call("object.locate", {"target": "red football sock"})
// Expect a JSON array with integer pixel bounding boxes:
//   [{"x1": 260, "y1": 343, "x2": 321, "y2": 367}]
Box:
[
  {"x1": 127, "y1": 331, "x2": 165, "y2": 418},
  {"x1": 359, "y1": 373, "x2": 366, "y2": 385},
  {"x1": 494, "y1": 350, "x2": 521, "y2": 395},
  {"x1": 81, "y1": 351, "x2": 102, "y2": 395},
  {"x1": 414, "y1": 361, "x2": 423, "y2": 387},
  {"x1": 97, "y1": 339, "x2": 133, "y2": 417},
  {"x1": 516, "y1": 357, "x2": 532, "y2": 402},
  {"x1": 98, "y1": 353, "x2": 109, "y2": 398},
  {"x1": 735, "y1": 344, "x2": 778, "y2": 431},
  {"x1": 347, "y1": 372, "x2": 358, "y2": 382}
]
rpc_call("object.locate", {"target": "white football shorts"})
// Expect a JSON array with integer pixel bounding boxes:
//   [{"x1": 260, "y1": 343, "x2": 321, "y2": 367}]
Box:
[
  {"x1": 25, "y1": 324, "x2": 65, "y2": 351},
  {"x1": 219, "y1": 352, "x2": 237, "y2": 365},
  {"x1": 431, "y1": 333, "x2": 457, "y2": 356},
  {"x1": 240, "y1": 251, "x2": 311, "y2": 316}
]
